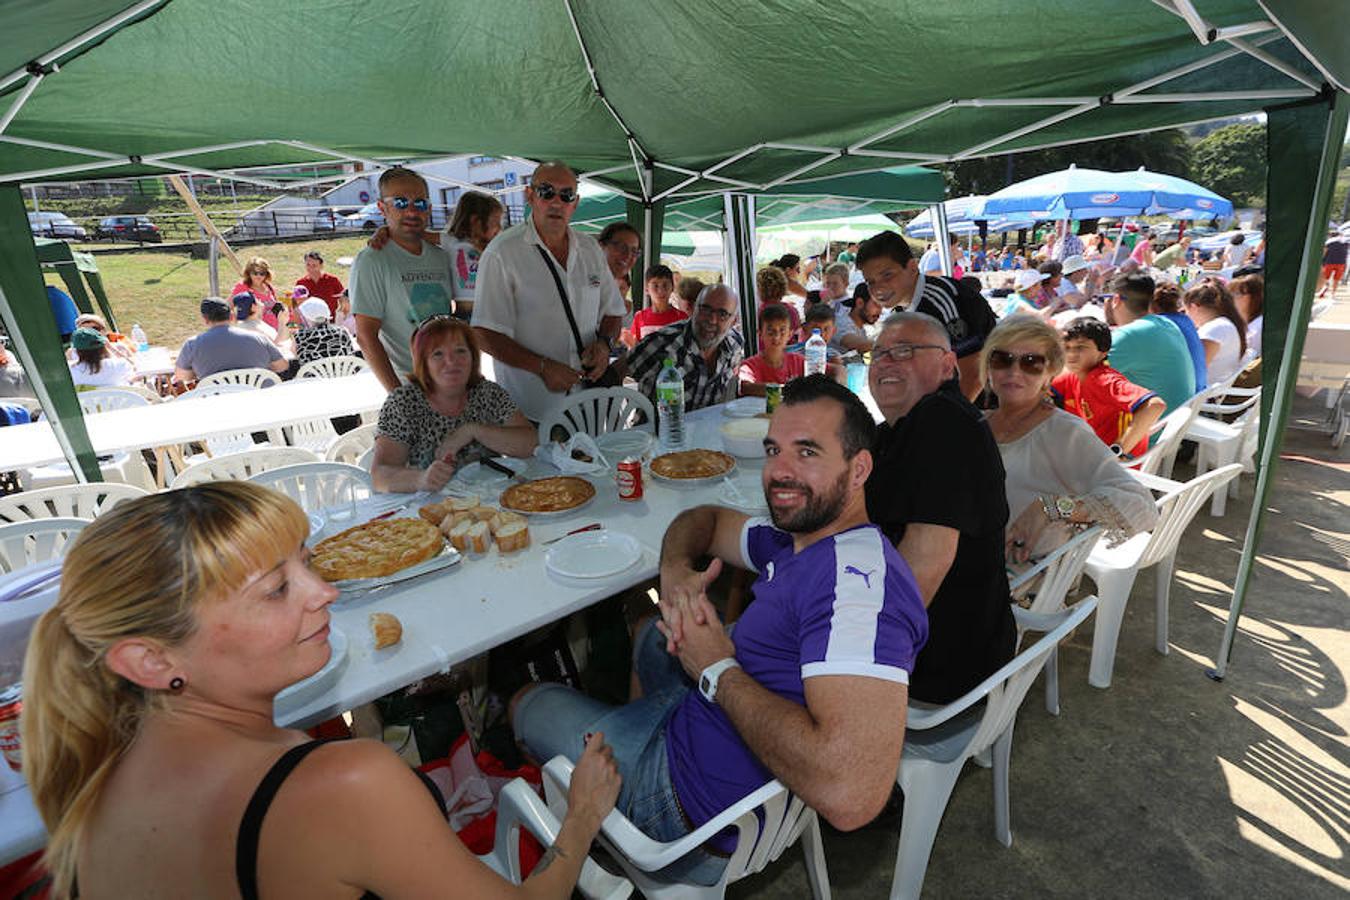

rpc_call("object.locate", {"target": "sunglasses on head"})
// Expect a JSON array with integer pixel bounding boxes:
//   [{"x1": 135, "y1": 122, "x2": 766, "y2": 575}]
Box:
[
  {"x1": 383, "y1": 196, "x2": 430, "y2": 212},
  {"x1": 988, "y1": 349, "x2": 1048, "y2": 374},
  {"x1": 412, "y1": 313, "x2": 455, "y2": 339},
  {"x1": 532, "y1": 182, "x2": 578, "y2": 204}
]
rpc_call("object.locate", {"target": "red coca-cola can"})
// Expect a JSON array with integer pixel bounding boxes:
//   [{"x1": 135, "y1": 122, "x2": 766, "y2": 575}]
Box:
[
  {"x1": 0, "y1": 683, "x2": 22, "y2": 772},
  {"x1": 617, "y1": 457, "x2": 643, "y2": 501}
]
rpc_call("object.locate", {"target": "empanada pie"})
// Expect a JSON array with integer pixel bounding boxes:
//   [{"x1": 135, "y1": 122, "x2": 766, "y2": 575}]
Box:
[
  {"x1": 650, "y1": 449, "x2": 735, "y2": 480},
  {"x1": 311, "y1": 517, "x2": 444, "y2": 581},
  {"x1": 499, "y1": 476, "x2": 596, "y2": 514}
]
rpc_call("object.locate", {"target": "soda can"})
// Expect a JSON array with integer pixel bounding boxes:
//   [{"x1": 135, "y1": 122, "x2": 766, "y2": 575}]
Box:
[
  {"x1": 765, "y1": 383, "x2": 783, "y2": 414},
  {"x1": 0, "y1": 683, "x2": 22, "y2": 772},
  {"x1": 617, "y1": 457, "x2": 643, "y2": 501}
]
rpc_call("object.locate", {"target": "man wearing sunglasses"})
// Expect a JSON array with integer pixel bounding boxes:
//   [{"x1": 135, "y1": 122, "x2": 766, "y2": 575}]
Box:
[
  {"x1": 863, "y1": 311, "x2": 1015, "y2": 705},
  {"x1": 350, "y1": 167, "x2": 455, "y2": 391},
  {"x1": 472, "y1": 161, "x2": 626, "y2": 420},
  {"x1": 627, "y1": 284, "x2": 745, "y2": 411}
]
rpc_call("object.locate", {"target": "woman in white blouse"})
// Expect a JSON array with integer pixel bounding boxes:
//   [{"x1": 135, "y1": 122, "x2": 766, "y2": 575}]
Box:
[
  {"x1": 1184, "y1": 278, "x2": 1247, "y2": 383},
  {"x1": 980, "y1": 316, "x2": 1157, "y2": 563},
  {"x1": 1229, "y1": 273, "x2": 1263, "y2": 360}
]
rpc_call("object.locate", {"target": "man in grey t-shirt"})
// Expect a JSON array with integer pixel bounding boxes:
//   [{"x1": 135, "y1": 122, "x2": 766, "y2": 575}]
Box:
[
  {"x1": 173, "y1": 297, "x2": 287, "y2": 383},
  {"x1": 351, "y1": 167, "x2": 455, "y2": 391}
]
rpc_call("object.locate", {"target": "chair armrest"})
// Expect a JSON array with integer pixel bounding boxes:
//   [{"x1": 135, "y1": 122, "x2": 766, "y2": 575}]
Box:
[
  {"x1": 1128, "y1": 469, "x2": 1185, "y2": 496},
  {"x1": 1011, "y1": 607, "x2": 1066, "y2": 632},
  {"x1": 1008, "y1": 525, "x2": 1104, "y2": 590},
  {"x1": 495, "y1": 778, "x2": 633, "y2": 899}
]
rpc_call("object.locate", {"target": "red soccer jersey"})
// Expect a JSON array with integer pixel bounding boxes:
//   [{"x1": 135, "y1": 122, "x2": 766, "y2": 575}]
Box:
[
  {"x1": 630, "y1": 305, "x2": 689, "y2": 340},
  {"x1": 738, "y1": 351, "x2": 806, "y2": 387},
  {"x1": 1052, "y1": 364, "x2": 1156, "y2": 457}
]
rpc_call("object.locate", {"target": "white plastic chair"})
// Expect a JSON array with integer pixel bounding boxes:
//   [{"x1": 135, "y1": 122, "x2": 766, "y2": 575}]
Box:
[
  {"x1": 296, "y1": 354, "x2": 367, "y2": 379},
  {"x1": 355, "y1": 445, "x2": 376, "y2": 472},
  {"x1": 891, "y1": 597, "x2": 1100, "y2": 900},
  {"x1": 177, "y1": 382, "x2": 283, "y2": 460},
  {"x1": 194, "y1": 367, "x2": 281, "y2": 391},
  {"x1": 542, "y1": 756, "x2": 828, "y2": 900},
  {"x1": 538, "y1": 387, "x2": 655, "y2": 443},
  {"x1": 1128, "y1": 405, "x2": 1196, "y2": 477},
  {"x1": 0, "y1": 517, "x2": 89, "y2": 573},
  {"x1": 285, "y1": 417, "x2": 341, "y2": 456},
  {"x1": 0, "y1": 483, "x2": 148, "y2": 524},
  {"x1": 78, "y1": 387, "x2": 152, "y2": 412},
  {"x1": 248, "y1": 462, "x2": 372, "y2": 514},
  {"x1": 1187, "y1": 387, "x2": 1261, "y2": 516},
  {"x1": 1008, "y1": 525, "x2": 1104, "y2": 715},
  {"x1": 21, "y1": 389, "x2": 156, "y2": 491},
  {"x1": 1082, "y1": 464, "x2": 1244, "y2": 688},
  {"x1": 325, "y1": 423, "x2": 379, "y2": 464},
  {"x1": 170, "y1": 447, "x2": 320, "y2": 489},
  {"x1": 108, "y1": 382, "x2": 165, "y2": 403}
]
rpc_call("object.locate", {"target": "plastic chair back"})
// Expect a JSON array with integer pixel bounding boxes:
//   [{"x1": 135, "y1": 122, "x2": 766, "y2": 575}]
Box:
[
  {"x1": 285, "y1": 417, "x2": 340, "y2": 454},
  {"x1": 296, "y1": 355, "x2": 367, "y2": 379},
  {"x1": 248, "y1": 462, "x2": 372, "y2": 513},
  {"x1": 537, "y1": 387, "x2": 655, "y2": 443},
  {"x1": 194, "y1": 367, "x2": 281, "y2": 391},
  {"x1": 325, "y1": 423, "x2": 378, "y2": 464},
  {"x1": 1010, "y1": 525, "x2": 1103, "y2": 618},
  {"x1": 170, "y1": 447, "x2": 320, "y2": 489},
  {"x1": 1136, "y1": 464, "x2": 1244, "y2": 569},
  {"x1": 78, "y1": 388, "x2": 151, "y2": 413},
  {"x1": 0, "y1": 517, "x2": 89, "y2": 573},
  {"x1": 0, "y1": 483, "x2": 149, "y2": 524}
]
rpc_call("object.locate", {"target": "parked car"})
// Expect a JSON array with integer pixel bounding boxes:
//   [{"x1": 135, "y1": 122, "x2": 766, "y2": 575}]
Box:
[
  {"x1": 27, "y1": 211, "x2": 88, "y2": 241},
  {"x1": 337, "y1": 202, "x2": 384, "y2": 230},
  {"x1": 95, "y1": 215, "x2": 162, "y2": 243}
]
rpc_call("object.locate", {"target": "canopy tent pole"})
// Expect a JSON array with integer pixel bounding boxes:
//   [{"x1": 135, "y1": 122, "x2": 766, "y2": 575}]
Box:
[
  {"x1": 1209, "y1": 91, "x2": 1348, "y2": 680},
  {"x1": 723, "y1": 193, "x2": 758, "y2": 356},
  {"x1": 0, "y1": 185, "x2": 99, "y2": 482},
  {"x1": 933, "y1": 203, "x2": 953, "y2": 276}
]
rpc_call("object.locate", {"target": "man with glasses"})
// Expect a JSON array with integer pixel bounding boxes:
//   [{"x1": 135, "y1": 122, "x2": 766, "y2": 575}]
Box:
[
  {"x1": 350, "y1": 167, "x2": 455, "y2": 391},
  {"x1": 627, "y1": 284, "x2": 745, "y2": 411},
  {"x1": 863, "y1": 311, "x2": 1015, "y2": 704},
  {"x1": 472, "y1": 161, "x2": 626, "y2": 420}
]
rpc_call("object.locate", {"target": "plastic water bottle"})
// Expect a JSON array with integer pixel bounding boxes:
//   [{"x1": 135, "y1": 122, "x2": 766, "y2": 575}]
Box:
[
  {"x1": 130, "y1": 323, "x2": 148, "y2": 351},
  {"x1": 655, "y1": 358, "x2": 685, "y2": 449},
  {"x1": 804, "y1": 328, "x2": 827, "y2": 376}
]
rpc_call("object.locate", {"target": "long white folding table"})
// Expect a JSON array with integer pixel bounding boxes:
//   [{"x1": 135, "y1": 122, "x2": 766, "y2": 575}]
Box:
[{"x1": 0, "y1": 401, "x2": 766, "y2": 866}]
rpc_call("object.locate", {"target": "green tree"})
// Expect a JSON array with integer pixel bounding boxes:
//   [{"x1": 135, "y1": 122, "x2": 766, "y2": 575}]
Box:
[{"x1": 1191, "y1": 123, "x2": 1266, "y2": 208}]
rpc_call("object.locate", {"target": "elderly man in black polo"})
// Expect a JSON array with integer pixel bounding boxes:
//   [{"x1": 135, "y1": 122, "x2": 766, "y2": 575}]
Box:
[{"x1": 627, "y1": 283, "x2": 744, "y2": 411}]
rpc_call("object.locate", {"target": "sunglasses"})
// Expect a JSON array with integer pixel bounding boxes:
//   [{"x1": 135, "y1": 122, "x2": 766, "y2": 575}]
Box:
[
  {"x1": 988, "y1": 349, "x2": 1048, "y2": 374},
  {"x1": 412, "y1": 313, "x2": 456, "y2": 338},
  {"x1": 872, "y1": 343, "x2": 946, "y2": 363},
  {"x1": 383, "y1": 196, "x2": 430, "y2": 212},
  {"x1": 532, "y1": 182, "x2": 578, "y2": 204}
]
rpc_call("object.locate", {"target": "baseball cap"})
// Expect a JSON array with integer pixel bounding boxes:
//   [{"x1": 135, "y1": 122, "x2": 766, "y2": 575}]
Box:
[
  {"x1": 231, "y1": 292, "x2": 256, "y2": 316},
  {"x1": 291, "y1": 284, "x2": 311, "y2": 301},
  {"x1": 1013, "y1": 270, "x2": 1049, "y2": 291},
  {"x1": 70, "y1": 327, "x2": 107, "y2": 351},
  {"x1": 299, "y1": 298, "x2": 331, "y2": 323},
  {"x1": 200, "y1": 297, "x2": 230, "y2": 318},
  {"x1": 1061, "y1": 254, "x2": 1089, "y2": 275}
]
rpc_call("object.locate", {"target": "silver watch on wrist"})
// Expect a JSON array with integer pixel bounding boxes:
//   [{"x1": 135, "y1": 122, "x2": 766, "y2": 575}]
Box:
[{"x1": 698, "y1": 658, "x2": 741, "y2": 703}]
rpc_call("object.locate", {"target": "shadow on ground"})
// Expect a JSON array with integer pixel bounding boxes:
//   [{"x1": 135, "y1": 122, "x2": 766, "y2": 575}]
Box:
[{"x1": 727, "y1": 394, "x2": 1349, "y2": 899}]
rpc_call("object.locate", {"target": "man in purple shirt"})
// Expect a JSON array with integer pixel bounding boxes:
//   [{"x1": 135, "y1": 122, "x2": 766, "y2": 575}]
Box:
[{"x1": 511, "y1": 376, "x2": 927, "y2": 884}]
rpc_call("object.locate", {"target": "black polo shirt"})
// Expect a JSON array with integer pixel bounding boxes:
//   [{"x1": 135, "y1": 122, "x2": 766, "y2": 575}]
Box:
[{"x1": 865, "y1": 380, "x2": 1016, "y2": 704}]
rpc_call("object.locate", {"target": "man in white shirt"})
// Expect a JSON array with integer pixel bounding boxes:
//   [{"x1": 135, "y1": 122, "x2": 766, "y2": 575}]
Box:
[
  {"x1": 472, "y1": 161, "x2": 626, "y2": 421},
  {"x1": 350, "y1": 167, "x2": 455, "y2": 391}
]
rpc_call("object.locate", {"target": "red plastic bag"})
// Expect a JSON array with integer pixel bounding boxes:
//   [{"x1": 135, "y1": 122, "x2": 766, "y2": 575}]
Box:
[{"x1": 419, "y1": 734, "x2": 545, "y2": 877}]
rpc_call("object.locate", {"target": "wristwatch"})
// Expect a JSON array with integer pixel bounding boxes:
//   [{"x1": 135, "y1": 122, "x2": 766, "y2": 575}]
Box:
[
  {"x1": 698, "y1": 658, "x2": 741, "y2": 704},
  {"x1": 1040, "y1": 494, "x2": 1078, "y2": 522}
]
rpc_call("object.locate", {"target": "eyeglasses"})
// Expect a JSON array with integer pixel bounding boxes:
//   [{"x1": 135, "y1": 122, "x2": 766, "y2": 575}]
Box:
[
  {"x1": 872, "y1": 343, "x2": 946, "y2": 363},
  {"x1": 987, "y1": 349, "x2": 1048, "y2": 374},
  {"x1": 696, "y1": 304, "x2": 735, "y2": 322},
  {"x1": 532, "y1": 182, "x2": 578, "y2": 204},
  {"x1": 383, "y1": 196, "x2": 430, "y2": 212},
  {"x1": 606, "y1": 241, "x2": 640, "y2": 257}
]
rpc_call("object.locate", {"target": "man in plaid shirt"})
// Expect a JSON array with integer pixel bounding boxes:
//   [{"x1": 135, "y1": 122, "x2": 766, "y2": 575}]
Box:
[{"x1": 628, "y1": 283, "x2": 745, "y2": 410}]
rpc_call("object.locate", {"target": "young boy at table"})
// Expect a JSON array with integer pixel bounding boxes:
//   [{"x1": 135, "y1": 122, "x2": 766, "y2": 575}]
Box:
[
  {"x1": 737, "y1": 303, "x2": 804, "y2": 397},
  {"x1": 1052, "y1": 316, "x2": 1167, "y2": 460},
  {"x1": 624, "y1": 264, "x2": 688, "y2": 348}
]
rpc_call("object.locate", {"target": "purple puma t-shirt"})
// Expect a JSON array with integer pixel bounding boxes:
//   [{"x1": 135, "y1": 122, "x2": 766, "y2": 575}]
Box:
[{"x1": 664, "y1": 518, "x2": 927, "y2": 849}]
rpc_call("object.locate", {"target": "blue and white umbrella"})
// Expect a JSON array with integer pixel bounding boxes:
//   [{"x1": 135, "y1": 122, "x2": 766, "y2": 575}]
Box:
[
  {"x1": 981, "y1": 165, "x2": 1155, "y2": 219},
  {"x1": 1118, "y1": 167, "x2": 1234, "y2": 219},
  {"x1": 904, "y1": 194, "x2": 1035, "y2": 239}
]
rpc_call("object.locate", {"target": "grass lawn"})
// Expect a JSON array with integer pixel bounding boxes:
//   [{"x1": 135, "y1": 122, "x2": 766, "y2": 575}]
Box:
[{"x1": 49, "y1": 236, "x2": 372, "y2": 351}]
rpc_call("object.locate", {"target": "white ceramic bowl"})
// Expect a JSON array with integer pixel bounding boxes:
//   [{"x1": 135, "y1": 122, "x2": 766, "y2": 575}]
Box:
[{"x1": 720, "y1": 417, "x2": 770, "y2": 457}]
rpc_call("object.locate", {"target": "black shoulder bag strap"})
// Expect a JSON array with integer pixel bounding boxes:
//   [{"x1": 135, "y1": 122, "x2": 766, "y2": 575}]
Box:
[{"x1": 535, "y1": 245, "x2": 588, "y2": 361}]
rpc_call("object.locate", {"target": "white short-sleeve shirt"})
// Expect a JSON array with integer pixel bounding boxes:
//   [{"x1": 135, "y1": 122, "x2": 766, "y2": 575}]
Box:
[{"x1": 1197, "y1": 315, "x2": 1243, "y2": 384}]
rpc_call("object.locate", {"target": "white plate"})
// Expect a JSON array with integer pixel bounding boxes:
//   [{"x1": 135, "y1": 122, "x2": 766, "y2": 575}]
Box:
[
  {"x1": 722, "y1": 397, "x2": 767, "y2": 418},
  {"x1": 717, "y1": 475, "x2": 768, "y2": 513},
  {"x1": 453, "y1": 457, "x2": 529, "y2": 489},
  {"x1": 595, "y1": 429, "x2": 655, "y2": 461},
  {"x1": 545, "y1": 530, "x2": 643, "y2": 579},
  {"x1": 331, "y1": 545, "x2": 463, "y2": 594},
  {"x1": 275, "y1": 625, "x2": 348, "y2": 709}
]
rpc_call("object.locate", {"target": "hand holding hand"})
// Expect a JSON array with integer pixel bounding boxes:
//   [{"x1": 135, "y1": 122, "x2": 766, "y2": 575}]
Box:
[
  {"x1": 657, "y1": 557, "x2": 722, "y2": 652},
  {"x1": 568, "y1": 732, "x2": 621, "y2": 829},
  {"x1": 657, "y1": 594, "x2": 735, "y2": 679}
]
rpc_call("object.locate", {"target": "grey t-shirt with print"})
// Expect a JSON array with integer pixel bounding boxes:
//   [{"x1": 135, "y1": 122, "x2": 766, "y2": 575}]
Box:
[{"x1": 350, "y1": 240, "x2": 454, "y2": 378}]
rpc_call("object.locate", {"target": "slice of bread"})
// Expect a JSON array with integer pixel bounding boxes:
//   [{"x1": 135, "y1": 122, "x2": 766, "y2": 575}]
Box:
[
  {"x1": 447, "y1": 518, "x2": 475, "y2": 552},
  {"x1": 418, "y1": 500, "x2": 452, "y2": 524},
  {"x1": 488, "y1": 509, "x2": 526, "y2": 535},
  {"x1": 369, "y1": 612, "x2": 402, "y2": 649},
  {"x1": 470, "y1": 505, "x2": 498, "y2": 522},
  {"x1": 495, "y1": 520, "x2": 529, "y2": 553},
  {"x1": 468, "y1": 520, "x2": 491, "y2": 554},
  {"x1": 449, "y1": 494, "x2": 481, "y2": 512}
]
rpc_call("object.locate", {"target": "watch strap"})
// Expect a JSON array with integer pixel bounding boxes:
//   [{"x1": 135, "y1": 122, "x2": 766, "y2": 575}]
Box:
[{"x1": 698, "y1": 658, "x2": 741, "y2": 703}]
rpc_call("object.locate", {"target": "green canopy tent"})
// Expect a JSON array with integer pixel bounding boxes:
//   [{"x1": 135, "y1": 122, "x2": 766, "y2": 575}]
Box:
[
  {"x1": 0, "y1": 0, "x2": 1344, "y2": 676},
  {"x1": 33, "y1": 236, "x2": 117, "y2": 326}
]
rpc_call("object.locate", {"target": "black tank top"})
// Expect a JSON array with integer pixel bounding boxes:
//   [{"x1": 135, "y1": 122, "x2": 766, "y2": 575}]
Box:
[{"x1": 235, "y1": 740, "x2": 446, "y2": 900}]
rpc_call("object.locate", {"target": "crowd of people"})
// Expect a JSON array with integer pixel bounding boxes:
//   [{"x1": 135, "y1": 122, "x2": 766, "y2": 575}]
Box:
[{"x1": 15, "y1": 158, "x2": 1300, "y2": 897}]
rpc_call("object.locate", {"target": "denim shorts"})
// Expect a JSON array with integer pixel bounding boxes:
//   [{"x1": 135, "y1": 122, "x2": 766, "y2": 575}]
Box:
[{"x1": 512, "y1": 620, "x2": 729, "y2": 886}]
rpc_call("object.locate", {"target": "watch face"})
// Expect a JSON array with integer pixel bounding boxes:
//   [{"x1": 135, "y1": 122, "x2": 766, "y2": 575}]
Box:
[
  {"x1": 699, "y1": 674, "x2": 712, "y2": 695},
  {"x1": 1056, "y1": 496, "x2": 1076, "y2": 516}
]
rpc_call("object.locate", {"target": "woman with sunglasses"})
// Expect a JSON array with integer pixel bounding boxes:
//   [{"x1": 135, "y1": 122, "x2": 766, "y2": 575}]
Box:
[
  {"x1": 371, "y1": 316, "x2": 537, "y2": 493},
  {"x1": 23, "y1": 481, "x2": 621, "y2": 899},
  {"x1": 231, "y1": 256, "x2": 285, "y2": 330},
  {"x1": 981, "y1": 316, "x2": 1155, "y2": 564}
]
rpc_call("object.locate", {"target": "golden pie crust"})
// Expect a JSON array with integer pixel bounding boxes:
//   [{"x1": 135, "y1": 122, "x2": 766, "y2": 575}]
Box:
[
  {"x1": 311, "y1": 517, "x2": 444, "y2": 581},
  {"x1": 650, "y1": 449, "x2": 735, "y2": 480},
  {"x1": 499, "y1": 476, "x2": 596, "y2": 514}
]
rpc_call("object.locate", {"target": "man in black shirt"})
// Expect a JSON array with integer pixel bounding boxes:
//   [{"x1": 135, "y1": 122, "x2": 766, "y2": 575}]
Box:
[
  {"x1": 855, "y1": 231, "x2": 997, "y2": 401},
  {"x1": 863, "y1": 310, "x2": 1016, "y2": 704}
]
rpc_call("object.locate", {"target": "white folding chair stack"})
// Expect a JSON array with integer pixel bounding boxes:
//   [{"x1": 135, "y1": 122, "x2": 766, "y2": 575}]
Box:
[
  {"x1": 325, "y1": 423, "x2": 379, "y2": 465},
  {"x1": 891, "y1": 597, "x2": 1100, "y2": 900},
  {"x1": 543, "y1": 756, "x2": 828, "y2": 899},
  {"x1": 1083, "y1": 464, "x2": 1244, "y2": 688},
  {"x1": 0, "y1": 483, "x2": 149, "y2": 524},
  {"x1": 537, "y1": 387, "x2": 655, "y2": 443},
  {"x1": 247, "y1": 462, "x2": 372, "y2": 515},
  {"x1": 20, "y1": 388, "x2": 156, "y2": 491},
  {"x1": 1186, "y1": 386, "x2": 1261, "y2": 515},
  {"x1": 169, "y1": 447, "x2": 320, "y2": 489},
  {"x1": 0, "y1": 517, "x2": 89, "y2": 573},
  {"x1": 295, "y1": 355, "x2": 367, "y2": 380}
]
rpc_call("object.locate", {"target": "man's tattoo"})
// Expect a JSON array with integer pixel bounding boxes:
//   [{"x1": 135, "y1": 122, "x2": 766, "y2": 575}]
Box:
[{"x1": 532, "y1": 843, "x2": 568, "y2": 875}]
